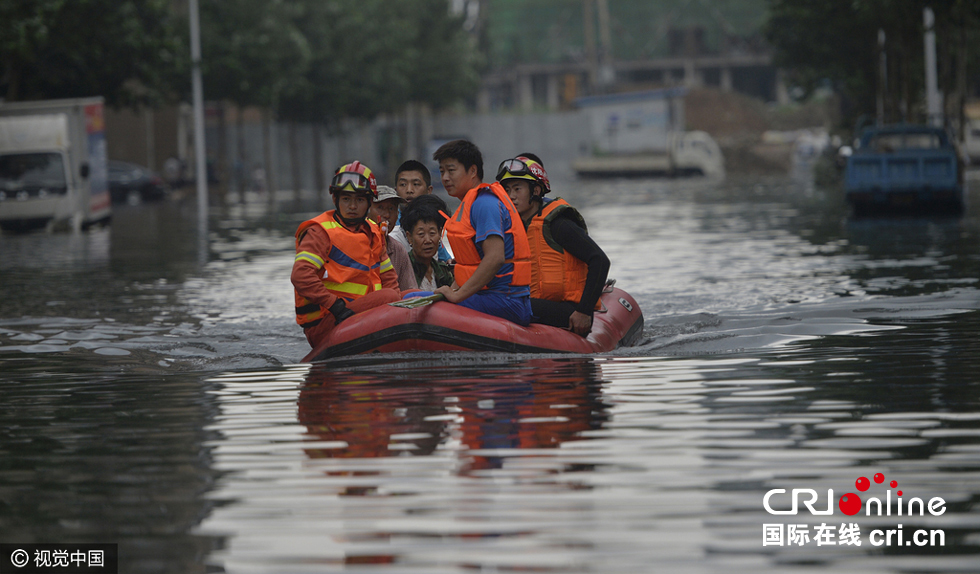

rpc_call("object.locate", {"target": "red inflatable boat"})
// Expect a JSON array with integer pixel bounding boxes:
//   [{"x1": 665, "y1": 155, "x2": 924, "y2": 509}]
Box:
[{"x1": 302, "y1": 286, "x2": 644, "y2": 362}]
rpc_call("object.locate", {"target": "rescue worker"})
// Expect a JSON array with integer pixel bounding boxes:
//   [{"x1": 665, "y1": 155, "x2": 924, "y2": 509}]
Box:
[
  {"x1": 429, "y1": 139, "x2": 532, "y2": 326},
  {"x1": 497, "y1": 154, "x2": 610, "y2": 336},
  {"x1": 291, "y1": 161, "x2": 401, "y2": 348}
]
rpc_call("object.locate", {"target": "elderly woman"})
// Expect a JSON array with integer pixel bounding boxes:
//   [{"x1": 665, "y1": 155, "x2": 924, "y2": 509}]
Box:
[{"x1": 401, "y1": 195, "x2": 454, "y2": 290}]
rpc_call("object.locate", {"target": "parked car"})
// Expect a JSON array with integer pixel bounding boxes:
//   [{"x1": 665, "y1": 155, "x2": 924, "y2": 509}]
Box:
[{"x1": 107, "y1": 160, "x2": 168, "y2": 203}]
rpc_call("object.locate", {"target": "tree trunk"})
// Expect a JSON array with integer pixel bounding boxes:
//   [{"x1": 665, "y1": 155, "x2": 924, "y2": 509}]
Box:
[
  {"x1": 262, "y1": 109, "x2": 277, "y2": 205},
  {"x1": 216, "y1": 102, "x2": 228, "y2": 202},
  {"x1": 337, "y1": 119, "x2": 348, "y2": 169},
  {"x1": 5, "y1": 60, "x2": 21, "y2": 101},
  {"x1": 313, "y1": 122, "x2": 325, "y2": 200},
  {"x1": 897, "y1": 43, "x2": 910, "y2": 123},
  {"x1": 957, "y1": 2, "x2": 968, "y2": 144},
  {"x1": 236, "y1": 106, "x2": 247, "y2": 199},
  {"x1": 289, "y1": 121, "x2": 301, "y2": 202}
]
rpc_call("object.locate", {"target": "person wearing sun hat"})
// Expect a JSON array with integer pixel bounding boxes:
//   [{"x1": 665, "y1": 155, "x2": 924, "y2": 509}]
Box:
[{"x1": 370, "y1": 185, "x2": 417, "y2": 291}]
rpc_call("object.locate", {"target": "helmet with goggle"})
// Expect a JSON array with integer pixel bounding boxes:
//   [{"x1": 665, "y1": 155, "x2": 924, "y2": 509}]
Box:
[
  {"x1": 495, "y1": 156, "x2": 551, "y2": 195},
  {"x1": 329, "y1": 161, "x2": 378, "y2": 199}
]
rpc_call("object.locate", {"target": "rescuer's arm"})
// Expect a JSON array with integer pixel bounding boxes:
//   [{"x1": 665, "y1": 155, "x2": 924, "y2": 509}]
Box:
[
  {"x1": 550, "y1": 216, "x2": 610, "y2": 335},
  {"x1": 379, "y1": 261, "x2": 401, "y2": 292},
  {"x1": 291, "y1": 226, "x2": 340, "y2": 310},
  {"x1": 436, "y1": 234, "x2": 504, "y2": 303}
]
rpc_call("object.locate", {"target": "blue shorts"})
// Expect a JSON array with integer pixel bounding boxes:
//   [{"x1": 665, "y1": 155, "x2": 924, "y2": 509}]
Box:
[{"x1": 403, "y1": 290, "x2": 531, "y2": 326}]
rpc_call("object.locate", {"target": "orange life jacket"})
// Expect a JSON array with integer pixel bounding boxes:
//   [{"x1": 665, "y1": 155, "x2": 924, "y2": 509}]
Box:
[
  {"x1": 444, "y1": 182, "x2": 531, "y2": 290},
  {"x1": 526, "y1": 198, "x2": 597, "y2": 308},
  {"x1": 293, "y1": 211, "x2": 391, "y2": 326}
]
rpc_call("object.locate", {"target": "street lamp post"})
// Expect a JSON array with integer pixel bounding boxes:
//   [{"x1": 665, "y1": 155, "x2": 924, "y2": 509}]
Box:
[{"x1": 189, "y1": 0, "x2": 208, "y2": 223}]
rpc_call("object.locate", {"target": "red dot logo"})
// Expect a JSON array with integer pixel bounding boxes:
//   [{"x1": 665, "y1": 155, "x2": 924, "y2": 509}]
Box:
[
  {"x1": 897, "y1": 490, "x2": 903, "y2": 496},
  {"x1": 890, "y1": 480, "x2": 898, "y2": 488},
  {"x1": 855, "y1": 476, "x2": 870, "y2": 491},
  {"x1": 873, "y1": 473, "x2": 885, "y2": 484},
  {"x1": 839, "y1": 493, "x2": 862, "y2": 516}
]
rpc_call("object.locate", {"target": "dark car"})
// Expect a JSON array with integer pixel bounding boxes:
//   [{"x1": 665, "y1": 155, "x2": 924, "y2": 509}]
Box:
[{"x1": 107, "y1": 160, "x2": 168, "y2": 203}]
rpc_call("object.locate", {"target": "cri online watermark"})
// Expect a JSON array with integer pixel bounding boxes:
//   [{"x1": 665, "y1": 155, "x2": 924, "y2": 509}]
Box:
[{"x1": 761, "y1": 472, "x2": 945, "y2": 547}]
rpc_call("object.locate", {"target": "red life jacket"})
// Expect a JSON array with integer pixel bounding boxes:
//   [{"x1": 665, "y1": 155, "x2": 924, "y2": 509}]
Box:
[
  {"x1": 526, "y1": 197, "x2": 597, "y2": 308},
  {"x1": 293, "y1": 211, "x2": 391, "y2": 327},
  {"x1": 444, "y1": 183, "x2": 531, "y2": 290}
]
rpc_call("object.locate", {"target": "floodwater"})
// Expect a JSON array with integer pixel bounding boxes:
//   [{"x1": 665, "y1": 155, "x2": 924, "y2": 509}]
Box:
[{"x1": 1, "y1": 172, "x2": 979, "y2": 573}]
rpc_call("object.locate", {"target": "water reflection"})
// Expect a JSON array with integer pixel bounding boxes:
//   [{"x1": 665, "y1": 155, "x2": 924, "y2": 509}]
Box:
[
  {"x1": 199, "y1": 358, "x2": 621, "y2": 571},
  {"x1": 0, "y1": 362, "x2": 218, "y2": 574},
  {"x1": 200, "y1": 349, "x2": 980, "y2": 572},
  {"x1": 0, "y1": 226, "x2": 109, "y2": 270},
  {"x1": 298, "y1": 358, "x2": 608, "y2": 476}
]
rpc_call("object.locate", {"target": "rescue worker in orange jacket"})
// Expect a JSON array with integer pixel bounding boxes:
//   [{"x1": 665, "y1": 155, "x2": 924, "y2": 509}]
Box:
[
  {"x1": 428, "y1": 139, "x2": 532, "y2": 326},
  {"x1": 497, "y1": 154, "x2": 610, "y2": 336},
  {"x1": 291, "y1": 161, "x2": 401, "y2": 348}
]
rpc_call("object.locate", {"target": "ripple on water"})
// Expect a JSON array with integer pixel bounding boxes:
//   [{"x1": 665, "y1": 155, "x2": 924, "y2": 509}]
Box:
[
  {"x1": 3, "y1": 180, "x2": 980, "y2": 572},
  {"x1": 92, "y1": 347, "x2": 131, "y2": 356},
  {"x1": 185, "y1": 346, "x2": 980, "y2": 573}
]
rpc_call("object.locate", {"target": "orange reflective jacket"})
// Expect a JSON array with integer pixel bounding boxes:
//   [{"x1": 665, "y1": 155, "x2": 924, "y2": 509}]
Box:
[
  {"x1": 293, "y1": 211, "x2": 391, "y2": 326},
  {"x1": 526, "y1": 198, "x2": 597, "y2": 308},
  {"x1": 445, "y1": 182, "x2": 531, "y2": 289}
]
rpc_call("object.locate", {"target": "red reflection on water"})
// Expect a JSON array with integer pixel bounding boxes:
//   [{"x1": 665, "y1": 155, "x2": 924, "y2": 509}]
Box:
[{"x1": 297, "y1": 358, "x2": 607, "y2": 478}]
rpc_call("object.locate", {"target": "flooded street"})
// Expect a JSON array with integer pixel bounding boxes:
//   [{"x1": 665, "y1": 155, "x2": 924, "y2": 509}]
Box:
[{"x1": 1, "y1": 174, "x2": 979, "y2": 573}]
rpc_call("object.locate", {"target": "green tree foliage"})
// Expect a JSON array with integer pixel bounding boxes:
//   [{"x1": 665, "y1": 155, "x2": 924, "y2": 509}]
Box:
[
  {"x1": 200, "y1": 0, "x2": 310, "y2": 110},
  {"x1": 273, "y1": 0, "x2": 480, "y2": 123},
  {"x1": 484, "y1": 0, "x2": 769, "y2": 69},
  {"x1": 765, "y1": 0, "x2": 980, "y2": 126},
  {"x1": 0, "y1": 0, "x2": 185, "y2": 106},
  {"x1": 2, "y1": 0, "x2": 480, "y2": 119},
  {"x1": 404, "y1": 0, "x2": 482, "y2": 109}
]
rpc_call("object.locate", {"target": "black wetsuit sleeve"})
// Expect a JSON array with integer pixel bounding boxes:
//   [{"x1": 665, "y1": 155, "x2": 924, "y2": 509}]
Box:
[{"x1": 549, "y1": 214, "x2": 610, "y2": 315}]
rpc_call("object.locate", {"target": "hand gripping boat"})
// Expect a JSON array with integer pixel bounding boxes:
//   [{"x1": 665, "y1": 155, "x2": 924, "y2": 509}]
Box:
[{"x1": 302, "y1": 283, "x2": 644, "y2": 362}]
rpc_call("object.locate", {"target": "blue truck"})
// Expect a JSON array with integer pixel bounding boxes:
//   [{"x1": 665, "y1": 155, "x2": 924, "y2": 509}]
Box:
[{"x1": 844, "y1": 124, "x2": 964, "y2": 216}]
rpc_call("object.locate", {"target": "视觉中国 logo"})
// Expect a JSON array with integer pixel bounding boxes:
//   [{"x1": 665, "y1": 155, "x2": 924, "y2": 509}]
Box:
[{"x1": 761, "y1": 472, "x2": 946, "y2": 548}]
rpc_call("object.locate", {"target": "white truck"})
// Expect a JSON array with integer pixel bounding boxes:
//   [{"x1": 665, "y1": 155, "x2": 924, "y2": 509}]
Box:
[{"x1": 0, "y1": 97, "x2": 110, "y2": 232}]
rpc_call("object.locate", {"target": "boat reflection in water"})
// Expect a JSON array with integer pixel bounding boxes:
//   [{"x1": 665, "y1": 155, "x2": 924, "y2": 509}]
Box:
[
  {"x1": 297, "y1": 357, "x2": 609, "y2": 477},
  {"x1": 198, "y1": 357, "x2": 611, "y2": 570}
]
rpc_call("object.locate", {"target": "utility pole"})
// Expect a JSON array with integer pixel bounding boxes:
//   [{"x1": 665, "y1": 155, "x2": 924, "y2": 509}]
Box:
[
  {"x1": 582, "y1": 0, "x2": 598, "y2": 91},
  {"x1": 923, "y1": 7, "x2": 943, "y2": 127},
  {"x1": 189, "y1": 0, "x2": 208, "y2": 224},
  {"x1": 957, "y1": 1, "x2": 967, "y2": 145},
  {"x1": 877, "y1": 29, "x2": 886, "y2": 126},
  {"x1": 596, "y1": 0, "x2": 614, "y2": 88}
]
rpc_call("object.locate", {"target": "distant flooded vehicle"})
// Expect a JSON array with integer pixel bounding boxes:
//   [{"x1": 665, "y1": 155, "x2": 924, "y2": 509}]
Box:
[
  {"x1": 0, "y1": 97, "x2": 110, "y2": 232},
  {"x1": 571, "y1": 88, "x2": 725, "y2": 179},
  {"x1": 108, "y1": 160, "x2": 168, "y2": 204},
  {"x1": 844, "y1": 124, "x2": 964, "y2": 216}
]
